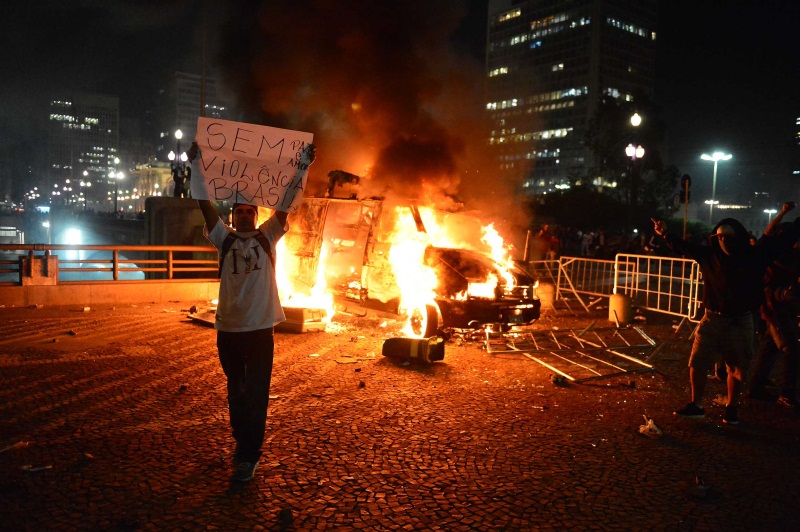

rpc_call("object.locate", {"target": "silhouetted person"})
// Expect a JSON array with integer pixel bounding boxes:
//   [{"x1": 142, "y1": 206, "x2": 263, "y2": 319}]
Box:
[
  {"x1": 172, "y1": 167, "x2": 185, "y2": 198},
  {"x1": 652, "y1": 214, "x2": 800, "y2": 425}
]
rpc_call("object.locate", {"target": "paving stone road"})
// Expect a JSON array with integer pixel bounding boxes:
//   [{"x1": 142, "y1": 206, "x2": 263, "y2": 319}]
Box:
[{"x1": 1, "y1": 303, "x2": 799, "y2": 531}]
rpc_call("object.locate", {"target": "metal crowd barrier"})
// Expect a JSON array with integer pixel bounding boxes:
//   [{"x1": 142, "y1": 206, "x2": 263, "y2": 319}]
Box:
[
  {"x1": 0, "y1": 244, "x2": 220, "y2": 285},
  {"x1": 557, "y1": 256, "x2": 617, "y2": 312},
  {"x1": 527, "y1": 254, "x2": 704, "y2": 330},
  {"x1": 614, "y1": 253, "x2": 703, "y2": 321}
]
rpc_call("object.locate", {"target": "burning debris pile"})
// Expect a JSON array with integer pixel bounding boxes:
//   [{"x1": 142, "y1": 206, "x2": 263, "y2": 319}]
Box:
[{"x1": 274, "y1": 195, "x2": 541, "y2": 338}]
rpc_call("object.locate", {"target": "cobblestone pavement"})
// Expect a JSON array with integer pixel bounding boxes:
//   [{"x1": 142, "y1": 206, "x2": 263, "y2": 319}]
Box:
[{"x1": 1, "y1": 303, "x2": 799, "y2": 531}]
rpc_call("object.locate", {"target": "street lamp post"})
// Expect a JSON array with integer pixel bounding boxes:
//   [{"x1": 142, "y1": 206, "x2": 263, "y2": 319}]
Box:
[
  {"x1": 112, "y1": 157, "x2": 120, "y2": 214},
  {"x1": 764, "y1": 208, "x2": 778, "y2": 232},
  {"x1": 625, "y1": 143, "x2": 645, "y2": 207},
  {"x1": 701, "y1": 151, "x2": 732, "y2": 224},
  {"x1": 168, "y1": 129, "x2": 188, "y2": 198}
]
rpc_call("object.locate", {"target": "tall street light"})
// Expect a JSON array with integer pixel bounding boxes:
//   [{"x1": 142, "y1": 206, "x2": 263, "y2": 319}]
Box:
[
  {"x1": 701, "y1": 151, "x2": 732, "y2": 224},
  {"x1": 168, "y1": 129, "x2": 188, "y2": 198},
  {"x1": 112, "y1": 157, "x2": 120, "y2": 214},
  {"x1": 625, "y1": 143, "x2": 645, "y2": 208},
  {"x1": 764, "y1": 208, "x2": 778, "y2": 231}
]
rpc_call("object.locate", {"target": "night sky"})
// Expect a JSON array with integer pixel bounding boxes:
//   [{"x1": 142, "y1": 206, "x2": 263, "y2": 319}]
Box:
[{"x1": 1, "y1": 0, "x2": 798, "y2": 205}]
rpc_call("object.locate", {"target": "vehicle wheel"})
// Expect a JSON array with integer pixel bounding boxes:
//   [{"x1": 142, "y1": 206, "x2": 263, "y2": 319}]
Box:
[{"x1": 408, "y1": 303, "x2": 440, "y2": 338}]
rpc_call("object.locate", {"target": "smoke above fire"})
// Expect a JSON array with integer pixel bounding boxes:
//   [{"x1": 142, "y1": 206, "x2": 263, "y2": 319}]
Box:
[{"x1": 216, "y1": 0, "x2": 531, "y2": 249}]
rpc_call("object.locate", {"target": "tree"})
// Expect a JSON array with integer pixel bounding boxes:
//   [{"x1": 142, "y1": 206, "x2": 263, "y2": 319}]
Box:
[{"x1": 583, "y1": 93, "x2": 668, "y2": 219}]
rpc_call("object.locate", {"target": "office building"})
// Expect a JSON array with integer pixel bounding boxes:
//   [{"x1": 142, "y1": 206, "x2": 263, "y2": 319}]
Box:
[
  {"x1": 486, "y1": 0, "x2": 657, "y2": 194},
  {"x1": 156, "y1": 71, "x2": 230, "y2": 164},
  {"x1": 47, "y1": 92, "x2": 120, "y2": 210}
]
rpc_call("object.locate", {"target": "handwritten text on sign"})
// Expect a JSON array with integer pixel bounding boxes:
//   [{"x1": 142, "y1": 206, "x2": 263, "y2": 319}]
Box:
[{"x1": 191, "y1": 117, "x2": 314, "y2": 212}]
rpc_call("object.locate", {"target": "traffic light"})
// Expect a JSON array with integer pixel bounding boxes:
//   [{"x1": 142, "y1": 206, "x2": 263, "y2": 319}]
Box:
[{"x1": 679, "y1": 174, "x2": 691, "y2": 203}]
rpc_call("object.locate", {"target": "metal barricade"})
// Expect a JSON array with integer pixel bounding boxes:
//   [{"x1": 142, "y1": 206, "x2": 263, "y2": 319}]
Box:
[
  {"x1": 614, "y1": 253, "x2": 704, "y2": 331},
  {"x1": 524, "y1": 254, "x2": 703, "y2": 333},
  {"x1": 556, "y1": 256, "x2": 617, "y2": 312}
]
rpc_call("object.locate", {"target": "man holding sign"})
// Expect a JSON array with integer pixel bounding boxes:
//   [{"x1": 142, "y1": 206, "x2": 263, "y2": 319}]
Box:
[{"x1": 189, "y1": 118, "x2": 315, "y2": 483}]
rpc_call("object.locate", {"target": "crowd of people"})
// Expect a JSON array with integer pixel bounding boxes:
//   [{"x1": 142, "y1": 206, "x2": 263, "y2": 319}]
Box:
[
  {"x1": 528, "y1": 207, "x2": 800, "y2": 426},
  {"x1": 528, "y1": 224, "x2": 677, "y2": 261},
  {"x1": 653, "y1": 202, "x2": 800, "y2": 424}
]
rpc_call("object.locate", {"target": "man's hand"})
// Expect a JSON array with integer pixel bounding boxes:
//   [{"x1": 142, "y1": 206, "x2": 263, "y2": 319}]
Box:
[
  {"x1": 302, "y1": 144, "x2": 316, "y2": 166},
  {"x1": 651, "y1": 218, "x2": 667, "y2": 237},
  {"x1": 781, "y1": 201, "x2": 796, "y2": 214},
  {"x1": 187, "y1": 142, "x2": 199, "y2": 163}
]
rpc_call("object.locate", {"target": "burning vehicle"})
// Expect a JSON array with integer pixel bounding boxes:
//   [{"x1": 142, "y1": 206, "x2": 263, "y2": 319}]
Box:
[{"x1": 278, "y1": 194, "x2": 541, "y2": 338}]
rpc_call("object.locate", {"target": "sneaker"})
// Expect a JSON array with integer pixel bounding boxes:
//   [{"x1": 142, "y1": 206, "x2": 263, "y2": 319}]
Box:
[
  {"x1": 776, "y1": 396, "x2": 800, "y2": 409},
  {"x1": 723, "y1": 405, "x2": 739, "y2": 425},
  {"x1": 675, "y1": 402, "x2": 705, "y2": 418},
  {"x1": 232, "y1": 461, "x2": 258, "y2": 482}
]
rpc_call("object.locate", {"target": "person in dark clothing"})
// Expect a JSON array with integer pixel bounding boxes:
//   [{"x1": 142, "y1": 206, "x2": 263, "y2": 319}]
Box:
[
  {"x1": 652, "y1": 215, "x2": 800, "y2": 424},
  {"x1": 172, "y1": 167, "x2": 186, "y2": 198},
  {"x1": 748, "y1": 202, "x2": 800, "y2": 408}
]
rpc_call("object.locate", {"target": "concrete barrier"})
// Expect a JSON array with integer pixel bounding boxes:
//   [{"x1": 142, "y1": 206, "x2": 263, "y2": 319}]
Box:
[{"x1": 0, "y1": 280, "x2": 219, "y2": 308}]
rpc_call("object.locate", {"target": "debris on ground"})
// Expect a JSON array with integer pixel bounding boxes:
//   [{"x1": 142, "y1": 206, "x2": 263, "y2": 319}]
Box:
[
  {"x1": 0, "y1": 441, "x2": 31, "y2": 453},
  {"x1": 687, "y1": 476, "x2": 711, "y2": 499},
  {"x1": 20, "y1": 465, "x2": 53, "y2": 472},
  {"x1": 638, "y1": 415, "x2": 663, "y2": 438}
]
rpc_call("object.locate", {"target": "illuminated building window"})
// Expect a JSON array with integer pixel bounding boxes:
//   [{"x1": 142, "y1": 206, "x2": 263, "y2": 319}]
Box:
[
  {"x1": 531, "y1": 13, "x2": 567, "y2": 30},
  {"x1": 604, "y1": 87, "x2": 633, "y2": 101},
  {"x1": 489, "y1": 67, "x2": 509, "y2": 77},
  {"x1": 552, "y1": 63, "x2": 564, "y2": 71},
  {"x1": 606, "y1": 17, "x2": 653, "y2": 40},
  {"x1": 497, "y1": 8, "x2": 521, "y2": 23}
]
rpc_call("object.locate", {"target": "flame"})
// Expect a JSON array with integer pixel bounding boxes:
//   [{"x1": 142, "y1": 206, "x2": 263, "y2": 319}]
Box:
[
  {"x1": 384, "y1": 206, "x2": 519, "y2": 337},
  {"x1": 275, "y1": 201, "x2": 521, "y2": 338},
  {"x1": 276, "y1": 239, "x2": 335, "y2": 322},
  {"x1": 384, "y1": 206, "x2": 439, "y2": 337},
  {"x1": 481, "y1": 223, "x2": 516, "y2": 290}
]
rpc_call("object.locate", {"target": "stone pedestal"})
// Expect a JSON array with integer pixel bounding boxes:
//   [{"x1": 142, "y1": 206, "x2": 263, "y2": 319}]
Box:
[{"x1": 19, "y1": 254, "x2": 59, "y2": 286}]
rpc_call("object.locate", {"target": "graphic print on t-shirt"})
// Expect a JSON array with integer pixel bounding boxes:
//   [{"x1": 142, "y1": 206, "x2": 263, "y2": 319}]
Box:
[{"x1": 230, "y1": 243, "x2": 265, "y2": 275}]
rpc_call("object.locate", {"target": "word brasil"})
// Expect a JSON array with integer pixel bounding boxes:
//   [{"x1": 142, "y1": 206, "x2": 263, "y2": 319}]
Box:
[{"x1": 198, "y1": 121, "x2": 312, "y2": 210}]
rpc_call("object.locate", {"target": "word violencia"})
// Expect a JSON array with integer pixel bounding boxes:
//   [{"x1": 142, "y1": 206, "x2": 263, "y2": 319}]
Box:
[{"x1": 197, "y1": 122, "x2": 312, "y2": 211}]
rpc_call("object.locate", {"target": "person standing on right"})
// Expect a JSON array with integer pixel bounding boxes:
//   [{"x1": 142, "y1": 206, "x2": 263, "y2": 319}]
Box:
[
  {"x1": 652, "y1": 214, "x2": 800, "y2": 424},
  {"x1": 748, "y1": 202, "x2": 800, "y2": 408}
]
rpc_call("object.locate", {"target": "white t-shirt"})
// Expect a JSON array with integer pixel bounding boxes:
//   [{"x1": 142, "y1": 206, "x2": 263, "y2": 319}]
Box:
[{"x1": 206, "y1": 215, "x2": 287, "y2": 332}]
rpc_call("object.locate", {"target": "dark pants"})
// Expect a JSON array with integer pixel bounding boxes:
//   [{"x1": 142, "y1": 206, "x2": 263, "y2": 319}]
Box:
[
  {"x1": 750, "y1": 315, "x2": 799, "y2": 397},
  {"x1": 217, "y1": 328, "x2": 275, "y2": 463}
]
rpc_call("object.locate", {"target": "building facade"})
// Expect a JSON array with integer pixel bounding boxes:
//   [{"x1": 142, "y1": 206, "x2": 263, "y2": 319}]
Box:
[
  {"x1": 156, "y1": 71, "x2": 230, "y2": 165},
  {"x1": 47, "y1": 92, "x2": 120, "y2": 211},
  {"x1": 486, "y1": 0, "x2": 657, "y2": 194}
]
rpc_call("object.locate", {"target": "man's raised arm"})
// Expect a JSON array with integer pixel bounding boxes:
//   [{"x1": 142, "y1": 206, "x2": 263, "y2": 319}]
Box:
[
  {"x1": 198, "y1": 200, "x2": 220, "y2": 232},
  {"x1": 187, "y1": 141, "x2": 221, "y2": 231}
]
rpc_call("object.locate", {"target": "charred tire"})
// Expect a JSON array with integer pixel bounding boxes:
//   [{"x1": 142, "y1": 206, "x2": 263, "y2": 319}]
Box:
[{"x1": 409, "y1": 303, "x2": 440, "y2": 338}]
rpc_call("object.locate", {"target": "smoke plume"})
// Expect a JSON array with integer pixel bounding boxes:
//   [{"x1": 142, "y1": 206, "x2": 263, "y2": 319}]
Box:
[{"x1": 216, "y1": 0, "x2": 530, "y2": 248}]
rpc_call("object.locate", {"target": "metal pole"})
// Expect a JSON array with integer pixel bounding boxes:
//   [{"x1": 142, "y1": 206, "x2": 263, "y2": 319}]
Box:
[{"x1": 709, "y1": 160, "x2": 718, "y2": 224}]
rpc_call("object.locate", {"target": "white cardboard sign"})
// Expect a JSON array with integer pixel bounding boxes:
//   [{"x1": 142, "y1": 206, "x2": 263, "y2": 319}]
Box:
[{"x1": 190, "y1": 117, "x2": 314, "y2": 212}]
